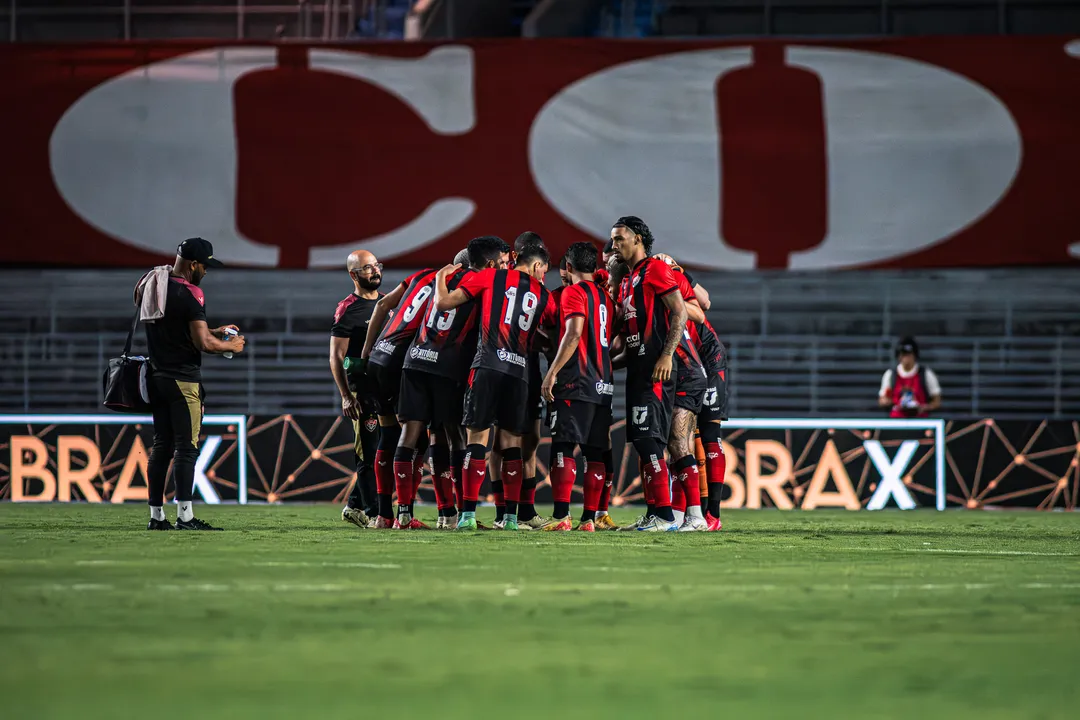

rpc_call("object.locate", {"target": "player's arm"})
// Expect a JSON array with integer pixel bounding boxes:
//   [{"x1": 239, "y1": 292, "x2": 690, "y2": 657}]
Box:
[
  {"x1": 655, "y1": 290, "x2": 688, "y2": 382},
  {"x1": 189, "y1": 320, "x2": 243, "y2": 355},
  {"x1": 693, "y1": 283, "x2": 711, "y2": 311},
  {"x1": 610, "y1": 334, "x2": 627, "y2": 370},
  {"x1": 541, "y1": 316, "x2": 584, "y2": 403},
  {"x1": 330, "y1": 336, "x2": 360, "y2": 419},
  {"x1": 361, "y1": 281, "x2": 407, "y2": 359},
  {"x1": 685, "y1": 298, "x2": 705, "y2": 324},
  {"x1": 434, "y1": 263, "x2": 469, "y2": 311}
]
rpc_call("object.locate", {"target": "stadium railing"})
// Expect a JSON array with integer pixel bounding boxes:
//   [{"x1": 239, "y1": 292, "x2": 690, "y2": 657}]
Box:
[{"x1": 2, "y1": 332, "x2": 1076, "y2": 419}]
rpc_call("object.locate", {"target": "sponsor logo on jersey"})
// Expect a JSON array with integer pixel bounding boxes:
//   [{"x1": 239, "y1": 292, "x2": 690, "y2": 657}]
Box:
[
  {"x1": 410, "y1": 346, "x2": 439, "y2": 362},
  {"x1": 632, "y1": 406, "x2": 649, "y2": 428},
  {"x1": 496, "y1": 348, "x2": 527, "y2": 368},
  {"x1": 703, "y1": 388, "x2": 718, "y2": 406},
  {"x1": 594, "y1": 381, "x2": 614, "y2": 396},
  {"x1": 626, "y1": 333, "x2": 640, "y2": 346},
  {"x1": 374, "y1": 339, "x2": 396, "y2": 356}
]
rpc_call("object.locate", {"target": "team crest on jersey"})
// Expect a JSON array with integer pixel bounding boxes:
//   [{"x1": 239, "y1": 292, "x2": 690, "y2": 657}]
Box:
[
  {"x1": 631, "y1": 274, "x2": 641, "y2": 287},
  {"x1": 364, "y1": 417, "x2": 378, "y2": 433}
]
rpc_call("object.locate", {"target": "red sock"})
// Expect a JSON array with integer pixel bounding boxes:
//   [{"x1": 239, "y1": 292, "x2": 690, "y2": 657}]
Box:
[
  {"x1": 375, "y1": 449, "x2": 392, "y2": 495},
  {"x1": 393, "y1": 458, "x2": 415, "y2": 507},
  {"x1": 464, "y1": 456, "x2": 486, "y2": 503},
  {"x1": 502, "y1": 457, "x2": 523, "y2": 503},
  {"x1": 642, "y1": 454, "x2": 671, "y2": 508},
  {"x1": 671, "y1": 471, "x2": 686, "y2": 513},
  {"x1": 599, "y1": 480, "x2": 612, "y2": 512},
  {"x1": 584, "y1": 461, "x2": 605, "y2": 512},
  {"x1": 522, "y1": 478, "x2": 537, "y2": 506},
  {"x1": 550, "y1": 452, "x2": 576, "y2": 505},
  {"x1": 705, "y1": 442, "x2": 726, "y2": 486},
  {"x1": 680, "y1": 463, "x2": 701, "y2": 509},
  {"x1": 640, "y1": 458, "x2": 654, "y2": 506},
  {"x1": 432, "y1": 454, "x2": 454, "y2": 511},
  {"x1": 412, "y1": 454, "x2": 426, "y2": 506}
]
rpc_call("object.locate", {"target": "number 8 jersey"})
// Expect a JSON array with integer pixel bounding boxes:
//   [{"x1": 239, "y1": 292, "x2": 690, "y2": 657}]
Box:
[
  {"x1": 457, "y1": 268, "x2": 557, "y2": 382},
  {"x1": 369, "y1": 268, "x2": 438, "y2": 370}
]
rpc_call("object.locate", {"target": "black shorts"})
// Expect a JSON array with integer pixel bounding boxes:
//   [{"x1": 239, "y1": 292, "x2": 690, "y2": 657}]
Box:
[
  {"x1": 548, "y1": 400, "x2": 611, "y2": 448},
  {"x1": 527, "y1": 354, "x2": 543, "y2": 424},
  {"x1": 368, "y1": 361, "x2": 402, "y2": 417},
  {"x1": 626, "y1": 377, "x2": 675, "y2": 442},
  {"x1": 462, "y1": 368, "x2": 530, "y2": 435},
  {"x1": 699, "y1": 371, "x2": 729, "y2": 423},
  {"x1": 675, "y1": 362, "x2": 708, "y2": 414},
  {"x1": 397, "y1": 368, "x2": 465, "y2": 428}
]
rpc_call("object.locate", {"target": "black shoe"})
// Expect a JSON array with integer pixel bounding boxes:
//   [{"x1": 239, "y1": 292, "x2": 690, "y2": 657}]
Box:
[
  {"x1": 175, "y1": 517, "x2": 223, "y2": 531},
  {"x1": 147, "y1": 518, "x2": 172, "y2": 531}
]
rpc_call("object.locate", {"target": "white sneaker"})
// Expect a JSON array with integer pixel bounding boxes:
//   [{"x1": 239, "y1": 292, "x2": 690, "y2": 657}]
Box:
[
  {"x1": 341, "y1": 506, "x2": 370, "y2": 529},
  {"x1": 436, "y1": 514, "x2": 459, "y2": 530},
  {"x1": 636, "y1": 516, "x2": 678, "y2": 532},
  {"x1": 677, "y1": 515, "x2": 708, "y2": 532},
  {"x1": 618, "y1": 514, "x2": 649, "y2": 531}
]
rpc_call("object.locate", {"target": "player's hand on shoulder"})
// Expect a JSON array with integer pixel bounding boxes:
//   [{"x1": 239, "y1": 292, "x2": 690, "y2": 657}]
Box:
[{"x1": 437, "y1": 263, "x2": 461, "y2": 278}]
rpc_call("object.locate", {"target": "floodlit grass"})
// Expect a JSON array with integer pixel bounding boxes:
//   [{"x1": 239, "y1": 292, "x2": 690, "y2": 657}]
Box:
[{"x1": 1, "y1": 505, "x2": 1078, "y2": 719}]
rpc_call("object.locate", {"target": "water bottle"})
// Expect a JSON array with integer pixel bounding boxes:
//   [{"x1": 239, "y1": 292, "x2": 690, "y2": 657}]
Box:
[{"x1": 222, "y1": 327, "x2": 238, "y2": 359}]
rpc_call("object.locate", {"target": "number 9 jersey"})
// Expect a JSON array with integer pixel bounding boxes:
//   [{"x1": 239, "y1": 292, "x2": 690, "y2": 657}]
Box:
[{"x1": 456, "y1": 267, "x2": 557, "y2": 382}]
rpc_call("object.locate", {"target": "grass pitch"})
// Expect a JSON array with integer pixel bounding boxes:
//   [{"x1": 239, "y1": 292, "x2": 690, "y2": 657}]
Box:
[{"x1": 1, "y1": 505, "x2": 1078, "y2": 719}]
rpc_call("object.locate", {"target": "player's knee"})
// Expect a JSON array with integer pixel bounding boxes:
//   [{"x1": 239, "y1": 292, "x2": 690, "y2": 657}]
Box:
[
  {"x1": 379, "y1": 424, "x2": 401, "y2": 451},
  {"x1": 633, "y1": 438, "x2": 663, "y2": 464},
  {"x1": 582, "y1": 445, "x2": 605, "y2": 464}
]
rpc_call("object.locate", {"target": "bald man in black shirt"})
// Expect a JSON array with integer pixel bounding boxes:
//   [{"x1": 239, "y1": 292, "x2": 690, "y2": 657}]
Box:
[{"x1": 332, "y1": 249, "x2": 385, "y2": 528}]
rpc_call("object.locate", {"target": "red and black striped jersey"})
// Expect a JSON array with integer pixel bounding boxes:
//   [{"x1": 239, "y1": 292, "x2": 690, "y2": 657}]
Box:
[
  {"x1": 370, "y1": 268, "x2": 437, "y2": 369},
  {"x1": 553, "y1": 279, "x2": 614, "y2": 405},
  {"x1": 618, "y1": 257, "x2": 703, "y2": 375},
  {"x1": 403, "y1": 268, "x2": 479, "y2": 382},
  {"x1": 457, "y1": 268, "x2": 557, "y2": 381}
]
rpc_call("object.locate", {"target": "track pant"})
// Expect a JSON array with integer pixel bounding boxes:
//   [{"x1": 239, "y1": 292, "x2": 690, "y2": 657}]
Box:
[
  {"x1": 147, "y1": 375, "x2": 203, "y2": 507},
  {"x1": 347, "y1": 395, "x2": 380, "y2": 516}
]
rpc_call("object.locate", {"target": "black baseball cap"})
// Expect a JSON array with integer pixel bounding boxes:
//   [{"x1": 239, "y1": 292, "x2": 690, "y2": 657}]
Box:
[{"x1": 177, "y1": 237, "x2": 224, "y2": 268}]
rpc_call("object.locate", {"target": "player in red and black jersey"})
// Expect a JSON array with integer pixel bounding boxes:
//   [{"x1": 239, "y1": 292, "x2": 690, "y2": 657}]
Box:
[
  {"x1": 395, "y1": 236, "x2": 510, "y2": 529},
  {"x1": 610, "y1": 215, "x2": 708, "y2": 532},
  {"x1": 330, "y1": 249, "x2": 384, "y2": 529},
  {"x1": 361, "y1": 267, "x2": 440, "y2": 528},
  {"x1": 539, "y1": 242, "x2": 614, "y2": 532},
  {"x1": 434, "y1": 243, "x2": 558, "y2": 531}
]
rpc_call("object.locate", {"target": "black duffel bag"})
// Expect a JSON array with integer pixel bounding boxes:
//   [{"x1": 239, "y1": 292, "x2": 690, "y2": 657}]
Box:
[{"x1": 102, "y1": 307, "x2": 152, "y2": 413}]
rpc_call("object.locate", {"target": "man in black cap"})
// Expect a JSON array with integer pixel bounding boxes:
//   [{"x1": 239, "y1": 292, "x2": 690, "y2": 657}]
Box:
[
  {"x1": 142, "y1": 238, "x2": 244, "y2": 530},
  {"x1": 879, "y1": 336, "x2": 941, "y2": 418}
]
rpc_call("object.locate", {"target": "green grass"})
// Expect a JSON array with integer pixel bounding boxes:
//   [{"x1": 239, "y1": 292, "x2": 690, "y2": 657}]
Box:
[{"x1": 1, "y1": 506, "x2": 1078, "y2": 719}]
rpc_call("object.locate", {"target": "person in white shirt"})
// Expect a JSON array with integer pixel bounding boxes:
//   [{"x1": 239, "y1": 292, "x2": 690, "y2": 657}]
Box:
[{"x1": 878, "y1": 337, "x2": 941, "y2": 418}]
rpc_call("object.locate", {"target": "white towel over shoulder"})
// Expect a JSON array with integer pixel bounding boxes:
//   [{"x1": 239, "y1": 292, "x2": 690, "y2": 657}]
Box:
[{"x1": 134, "y1": 266, "x2": 172, "y2": 322}]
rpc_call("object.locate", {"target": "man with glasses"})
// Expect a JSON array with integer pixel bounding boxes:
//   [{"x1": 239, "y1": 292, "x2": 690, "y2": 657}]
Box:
[{"x1": 331, "y1": 250, "x2": 385, "y2": 528}]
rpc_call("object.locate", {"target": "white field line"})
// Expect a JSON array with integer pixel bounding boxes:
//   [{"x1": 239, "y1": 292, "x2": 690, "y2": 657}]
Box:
[{"x1": 8, "y1": 581, "x2": 1080, "y2": 594}]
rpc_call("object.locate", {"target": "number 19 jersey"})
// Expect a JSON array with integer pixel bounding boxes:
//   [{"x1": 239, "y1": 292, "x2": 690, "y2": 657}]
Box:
[{"x1": 457, "y1": 268, "x2": 557, "y2": 382}]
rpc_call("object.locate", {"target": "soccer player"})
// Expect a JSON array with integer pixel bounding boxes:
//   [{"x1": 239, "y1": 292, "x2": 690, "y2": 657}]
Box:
[
  {"x1": 331, "y1": 250, "x2": 384, "y2": 529},
  {"x1": 609, "y1": 216, "x2": 707, "y2": 532},
  {"x1": 361, "y1": 266, "x2": 440, "y2": 528},
  {"x1": 396, "y1": 236, "x2": 509, "y2": 529},
  {"x1": 539, "y1": 242, "x2": 614, "y2": 532},
  {"x1": 433, "y1": 243, "x2": 557, "y2": 531}
]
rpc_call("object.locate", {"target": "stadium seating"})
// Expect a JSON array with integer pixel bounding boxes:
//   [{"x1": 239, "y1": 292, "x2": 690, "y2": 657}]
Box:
[{"x1": 1, "y1": 269, "x2": 1076, "y2": 419}]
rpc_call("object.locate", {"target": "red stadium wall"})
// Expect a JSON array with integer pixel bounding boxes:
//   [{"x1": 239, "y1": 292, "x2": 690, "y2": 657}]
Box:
[{"x1": 1, "y1": 38, "x2": 1079, "y2": 271}]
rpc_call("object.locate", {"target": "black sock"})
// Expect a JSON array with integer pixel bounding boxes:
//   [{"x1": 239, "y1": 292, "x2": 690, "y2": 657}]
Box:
[
  {"x1": 465, "y1": 500, "x2": 478, "y2": 513},
  {"x1": 519, "y1": 476, "x2": 537, "y2": 521},
  {"x1": 554, "y1": 501, "x2": 570, "y2": 519},
  {"x1": 646, "y1": 504, "x2": 656, "y2": 518},
  {"x1": 378, "y1": 494, "x2": 393, "y2": 519},
  {"x1": 492, "y1": 479, "x2": 505, "y2": 522},
  {"x1": 656, "y1": 506, "x2": 675, "y2": 522},
  {"x1": 708, "y1": 487, "x2": 722, "y2": 518},
  {"x1": 505, "y1": 500, "x2": 518, "y2": 516},
  {"x1": 581, "y1": 509, "x2": 596, "y2": 523}
]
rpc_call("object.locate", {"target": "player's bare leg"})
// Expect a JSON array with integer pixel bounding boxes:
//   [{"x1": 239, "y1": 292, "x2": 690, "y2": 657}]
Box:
[
  {"x1": 518, "y1": 419, "x2": 549, "y2": 529},
  {"x1": 668, "y1": 408, "x2": 706, "y2": 532}
]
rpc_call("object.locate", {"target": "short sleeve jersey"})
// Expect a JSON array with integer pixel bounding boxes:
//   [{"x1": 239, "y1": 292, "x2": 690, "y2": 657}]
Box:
[
  {"x1": 403, "y1": 268, "x2": 480, "y2": 382},
  {"x1": 554, "y1": 280, "x2": 614, "y2": 405},
  {"x1": 618, "y1": 257, "x2": 703, "y2": 375},
  {"x1": 331, "y1": 291, "x2": 381, "y2": 393},
  {"x1": 370, "y1": 268, "x2": 437, "y2": 369},
  {"x1": 457, "y1": 268, "x2": 558, "y2": 381},
  {"x1": 145, "y1": 276, "x2": 208, "y2": 382}
]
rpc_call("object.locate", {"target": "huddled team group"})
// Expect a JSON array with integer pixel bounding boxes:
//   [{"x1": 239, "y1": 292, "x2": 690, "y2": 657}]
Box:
[{"x1": 329, "y1": 217, "x2": 730, "y2": 533}]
